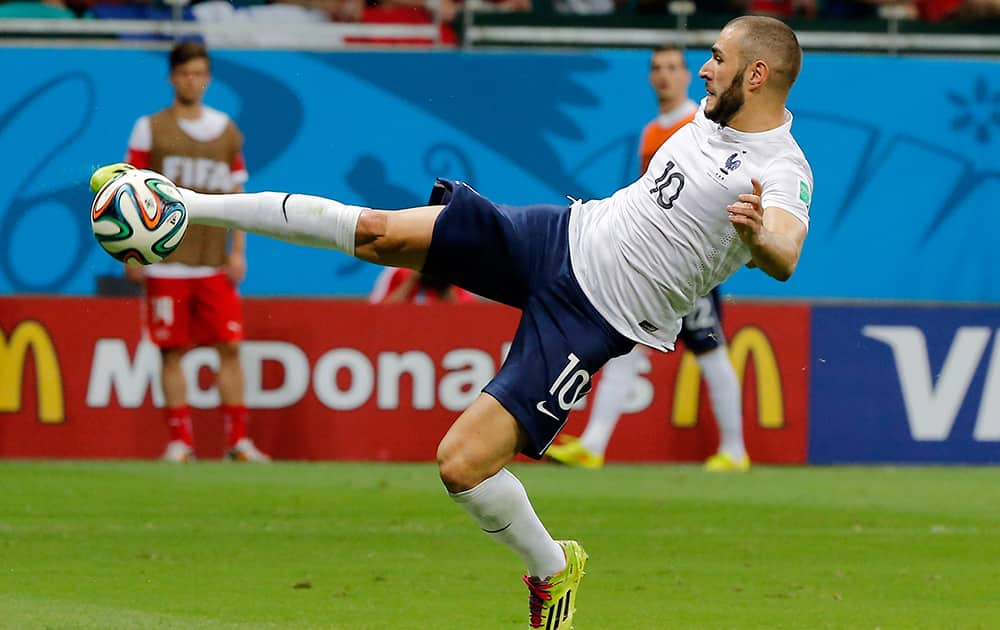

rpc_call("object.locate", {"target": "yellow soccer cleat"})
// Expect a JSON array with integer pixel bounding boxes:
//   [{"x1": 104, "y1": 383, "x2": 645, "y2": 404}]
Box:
[
  {"x1": 546, "y1": 435, "x2": 604, "y2": 470},
  {"x1": 523, "y1": 540, "x2": 588, "y2": 629},
  {"x1": 704, "y1": 451, "x2": 751, "y2": 473},
  {"x1": 90, "y1": 162, "x2": 136, "y2": 194}
]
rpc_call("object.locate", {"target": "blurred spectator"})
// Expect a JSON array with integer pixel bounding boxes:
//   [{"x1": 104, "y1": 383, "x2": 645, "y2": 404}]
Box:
[
  {"x1": 554, "y1": 0, "x2": 615, "y2": 14},
  {"x1": 725, "y1": 0, "x2": 998, "y2": 21},
  {"x1": 488, "y1": 0, "x2": 533, "y2": 10},
  {"x1": 361, "y1": 0, "x2": 532, "y2": 39},
  {"x1": 0, "y1": 0, "x2": 84, "y2": 18},
  {"x1": 913, "y1": 0, "x2": 999, "y2": 20},
  {"x1": 375, "y1": 0, "x2": 459, "y2": 21},
  {"x1": 747, "y1": 0, "x2": 819, "y2": 17},
  {"x1": 280, "y1": 0, "x2": 363, "y2": 21},
  {"x1": 369, "y1": 268, "x2": 477, "y2": 304},
  {"x1": 329, "y1": 0, "x2": 364, "y2": 21},
  {"x1": 353, "y1": 0, "x2": 458, "y2": 45},
  {"x1": 822, "y1": 0, "x2": 883, "y2": 18},
  {"x1": 958, "y1": 0, "x2": 1000, "y2": 18},
  {"x1": 192, "y1": 0, "x2": 358, "y2": 48},
  {"x1": 841, "y1": 0, "x2": 999, "y2": 22}
]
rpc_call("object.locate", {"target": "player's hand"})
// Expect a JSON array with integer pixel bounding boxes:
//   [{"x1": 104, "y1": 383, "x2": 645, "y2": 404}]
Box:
[
  {"x1": 123, "y1": 263, "x2": 145, "y2": 284},
  {"x1": 728, "y1": 178, "x2": 764, "y2": 246},
  {"x1": 225, "y1": 252, "x2": 246, "y2": 285}
]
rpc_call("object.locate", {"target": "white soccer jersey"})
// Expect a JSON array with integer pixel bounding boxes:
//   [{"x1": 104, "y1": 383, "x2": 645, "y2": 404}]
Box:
[{"x1": 569, "y1": 101, "x2": 813, "y2": 350}]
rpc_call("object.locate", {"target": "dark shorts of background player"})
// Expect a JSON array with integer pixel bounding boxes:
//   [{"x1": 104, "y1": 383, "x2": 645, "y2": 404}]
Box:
[
  {"x1": 421, "y1": 179, "x2": 635, "y2": 459},
  {"x1": 678, "y1": 287, "x2": 725, "y2": 354}
]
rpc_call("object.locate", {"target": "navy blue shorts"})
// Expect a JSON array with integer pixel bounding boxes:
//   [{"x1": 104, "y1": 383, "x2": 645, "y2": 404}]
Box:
[
  {"x1": 422, "y1": 180, "x2": 635, "y2": 459},
  {"x1": 678, "y1": 287, "x2": 725, "y2": 354}
]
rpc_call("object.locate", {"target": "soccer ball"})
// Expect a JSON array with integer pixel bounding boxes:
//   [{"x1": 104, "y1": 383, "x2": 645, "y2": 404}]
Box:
[{"x1": 91, "y1": 168, "x2": 188, "y2": 265}]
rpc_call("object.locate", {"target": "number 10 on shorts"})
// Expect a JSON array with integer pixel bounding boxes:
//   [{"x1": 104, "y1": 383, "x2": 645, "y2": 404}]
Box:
[{"x1": 549, "y1": 353, "x2": 590, "y2": 412}]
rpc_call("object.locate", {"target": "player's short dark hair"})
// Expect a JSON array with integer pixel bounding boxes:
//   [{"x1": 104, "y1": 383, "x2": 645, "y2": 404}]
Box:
[
  {"x1": 651, "y1": 45, "x2": 687, "y2": 69},
  {"x1": 169, "y1": 41, "x2": 210, "y2": 71},
  {"x1": 727, "y1": 16, "x2": 802, "y2": 90}
]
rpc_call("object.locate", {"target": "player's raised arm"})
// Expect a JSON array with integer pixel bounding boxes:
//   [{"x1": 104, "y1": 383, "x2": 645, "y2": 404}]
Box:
[{"x1": 727, "y1": 177, "x2": 807, "y2": 281}]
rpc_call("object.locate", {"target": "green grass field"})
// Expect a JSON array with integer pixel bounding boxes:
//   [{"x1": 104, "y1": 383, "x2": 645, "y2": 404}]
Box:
[{"x1": 2, "y1": 462, "x2": 999, "y2": 629}]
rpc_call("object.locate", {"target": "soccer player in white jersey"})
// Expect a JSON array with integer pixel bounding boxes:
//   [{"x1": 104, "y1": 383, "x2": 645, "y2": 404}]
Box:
[
  {"x1": 92, "y1": 15, "x2": 811, "y2": 629},
  {"x1": 547, "y1": 44, "x2": 750, "y2": 473}
]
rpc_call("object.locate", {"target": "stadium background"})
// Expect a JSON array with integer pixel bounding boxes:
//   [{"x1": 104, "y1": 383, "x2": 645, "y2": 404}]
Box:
[{"x1": 1, "y1": 32, "x2": 999, "y2": 464}]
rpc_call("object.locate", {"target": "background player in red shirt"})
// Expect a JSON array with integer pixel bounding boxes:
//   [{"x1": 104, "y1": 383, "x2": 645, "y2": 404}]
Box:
[{"x1": 124, "y1": 42, "x2": 268, "y2": 463}]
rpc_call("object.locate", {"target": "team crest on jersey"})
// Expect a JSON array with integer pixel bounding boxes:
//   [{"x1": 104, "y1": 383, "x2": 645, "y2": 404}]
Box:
[{"x1": 719, "y1": 152, "x2": 744, "y2": 176}]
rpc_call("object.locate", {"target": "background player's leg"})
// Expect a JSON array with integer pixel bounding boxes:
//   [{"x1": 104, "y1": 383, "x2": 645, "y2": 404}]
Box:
[
  {"x1": 161, "y1": 348, "x2": 188, "y2": 410},
  {"x1": 216, "y1": 341, "x2": 243, "y2": 413},
  {"x1": 681, "y1": 289, "x2": 749, "y2": 471},
  {"x1": 546, "y1": 347, "x2": 647, "y2": 468},
  {"x1": 160, "y1": 347, "x2": 193, "y2": 461},
  {"x1": 437, "y1": 394, "x2": 566, "y2": 580},
  {"x1": 179, "y1": 188, "x2": 442, "y2": 270},
  {"x1": 215, "y1": 341, "x2": 268, "y2": 461},
  {"x1": 697, "y1": 345, "x2": 746, "y2": 461},
  {"x1": 144, "y1": 277, "x2": 194, "y2": 462},
  {"x1": 579, "y1": 347, "x2": 647, "y2": 457}
]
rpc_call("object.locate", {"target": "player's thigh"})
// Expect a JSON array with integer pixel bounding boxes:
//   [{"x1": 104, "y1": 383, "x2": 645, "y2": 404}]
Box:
[
  {"x1": 437, "y1": 393, "x2": 526, "y2": 491},
  {"x1": 678, "y1": 289, "x2": 725, "y2": 353},
  {"x1": 144, "y1": 276, "x2": 193, "y2": 349},
  {"x1": 190, "y1": 274, "x2": 244, "y2": 346},
  {"x1": 355, "y1": 205, "x2": 443, "y2": 270},
  {"x1": 484, "y1": 281, "x2": 634, "y2": 460},
  {"x1": 421, "y1": 181, "x2": 569, "y2": 309}
]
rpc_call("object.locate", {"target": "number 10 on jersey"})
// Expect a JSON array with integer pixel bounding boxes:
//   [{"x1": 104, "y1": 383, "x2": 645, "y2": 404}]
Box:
[{"x1": 650, "y1": 161, "x2": 686, "y2": 211}]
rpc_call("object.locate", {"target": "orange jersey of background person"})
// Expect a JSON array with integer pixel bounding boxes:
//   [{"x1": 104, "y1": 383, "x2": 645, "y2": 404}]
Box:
[
  {"x1": 638, "y1": 44, "x2": 698, "y2": 174},
  {"x1": 638, "y1": 102, "x2": 697, "y2": 173}
]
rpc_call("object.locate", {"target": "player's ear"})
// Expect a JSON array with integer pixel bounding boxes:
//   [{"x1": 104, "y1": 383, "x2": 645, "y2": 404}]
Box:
[{"x1": 747, "y1": 60, "x2": 769, "y2": 90}]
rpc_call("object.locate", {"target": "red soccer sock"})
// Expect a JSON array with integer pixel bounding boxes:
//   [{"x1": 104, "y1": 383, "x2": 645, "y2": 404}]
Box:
[
  {"x1": 165, "y1": 406, "x2": 194, "y2": 446},
  {"x1": 222, "y1": 404, "x2": 248, "y2": 448}
]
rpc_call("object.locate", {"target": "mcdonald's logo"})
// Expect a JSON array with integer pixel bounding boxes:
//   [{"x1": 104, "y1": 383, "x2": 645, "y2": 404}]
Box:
[
  {"x1": 672, "y1": 326, "x2": 783, "y2": 429},
  {"x1": 0, "y1": 320, "x2": 65, "y2": 423}
]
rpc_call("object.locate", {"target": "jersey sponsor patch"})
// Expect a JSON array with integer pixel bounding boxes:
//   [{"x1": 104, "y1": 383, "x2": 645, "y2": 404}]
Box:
[{"x1": 799, "y1": 180, "x2": 811, "y2": 205}]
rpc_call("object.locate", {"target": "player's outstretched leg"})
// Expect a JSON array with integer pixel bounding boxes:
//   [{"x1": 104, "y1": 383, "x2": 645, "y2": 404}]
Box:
[
  {"x1": 439, "y1": 394, "x2": 589, "y2": 628},
  {"x1": 90, "y1": 163, "x2": 439, "y2": 271}
]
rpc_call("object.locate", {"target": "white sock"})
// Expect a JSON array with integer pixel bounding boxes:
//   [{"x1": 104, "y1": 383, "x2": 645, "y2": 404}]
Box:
[
  {"x1": 697, "y1": 346, "x2": 745, "y2": 459},
  {"x1": 450, "y1": 468, "x2": 565, "y2": 579},
  {"x1": 180, "y1": 188, "x2": 366, "y2": 256},
  {"x1": 579, "y1": 347, "x2": 646, "y2": 455}
]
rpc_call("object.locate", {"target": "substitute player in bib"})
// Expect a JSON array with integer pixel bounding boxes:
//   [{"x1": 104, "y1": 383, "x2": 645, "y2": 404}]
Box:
[
  {"x1": 547, "y1": 45, "x2": 749, "y2": 473},
  {"x1": 122, "y1": 42, "x2": 268, "y2": 463},
  {"x1": 93, "y1": 16, "x2": 811, "y2": 628}
]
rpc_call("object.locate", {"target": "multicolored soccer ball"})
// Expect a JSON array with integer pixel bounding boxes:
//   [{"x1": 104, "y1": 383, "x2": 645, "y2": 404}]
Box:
[{"x1": 91, "y1": 169, "x2": 188, "y2": 265}]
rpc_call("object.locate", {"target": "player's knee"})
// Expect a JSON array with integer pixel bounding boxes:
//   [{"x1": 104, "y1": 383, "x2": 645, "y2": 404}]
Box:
[
  {"x1": 355, "y1": 210, "x2": 394, "y2": 261},
  {"x1": 216, "y1": 342, "x2": 240, "y2": 362},
  {"x1": 437, "y1": 441, "x2": 479, "y2": 493},
  {"x1": 161, "y1": 348, "x2": 184, "y2": 367}
]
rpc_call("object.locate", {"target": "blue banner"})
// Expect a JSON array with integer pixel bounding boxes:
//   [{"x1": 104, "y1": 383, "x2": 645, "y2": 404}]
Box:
[
  {"x1": 810, "y1": 305, "x2": 1000, "y2": 463},
  {"x1": 2, "y1": 48, "x2": 998, "y2": 299}
]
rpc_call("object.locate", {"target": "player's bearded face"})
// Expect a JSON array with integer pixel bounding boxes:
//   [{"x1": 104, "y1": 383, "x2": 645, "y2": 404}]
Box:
[{"x1": 705, "y1": 63, "x2": 748, "y2": 127}]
